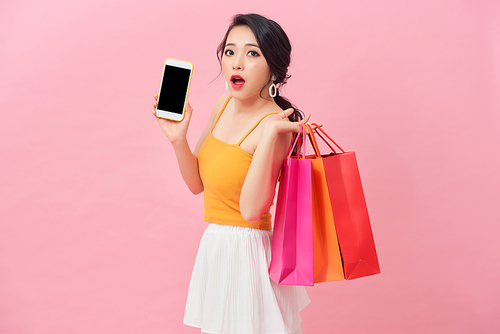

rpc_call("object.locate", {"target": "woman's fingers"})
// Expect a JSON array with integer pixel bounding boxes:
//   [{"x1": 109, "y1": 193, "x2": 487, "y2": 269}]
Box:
[
  {"x1": 296, "y1": 115, "x2": 325, "y2": 134},
  {"x1": 296, "y1": 114, "x2": 312, "y2": 133},
  {"x1": 309, "y1": 122, "x2": 323, "y2": 132},
  {"x1": 280, "y1": 108, "x2": 294, "y2": 119},
  {"x1": 299, "y1": 114, "x2": 311, "y2": 124},
  {"x1": 278, "y1": 110, "x2": 321, "y2": 133},
  {"x1": 182, "y1": 102, "x2": 193, "y2": 122},
  {"x1": 152, "y1": 95, "x2": 159, "y2": 116},
  {"x1": 185, "y1": 101, "x2": 193, "y2": 113}
]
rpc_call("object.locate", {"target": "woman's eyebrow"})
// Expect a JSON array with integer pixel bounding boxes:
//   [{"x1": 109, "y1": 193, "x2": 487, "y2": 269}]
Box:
[{"x1": 225, "y1": 42, "x2": 261, "y2": 48}]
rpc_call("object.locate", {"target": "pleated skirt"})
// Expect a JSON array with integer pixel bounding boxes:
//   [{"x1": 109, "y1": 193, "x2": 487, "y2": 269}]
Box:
[{"x1": 183, "y1": 223, "x2": 310, "y2": 334}]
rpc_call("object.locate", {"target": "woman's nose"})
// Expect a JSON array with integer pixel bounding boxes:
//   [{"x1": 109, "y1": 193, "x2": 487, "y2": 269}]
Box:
[{"x1": 232, "y1": 54, "x2": 244, "y2": 70}]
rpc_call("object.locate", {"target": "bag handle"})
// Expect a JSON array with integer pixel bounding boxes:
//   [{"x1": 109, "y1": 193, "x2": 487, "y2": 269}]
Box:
[
  {"x1": 286, "y1": 124, "x2": 306, "y2": 159},
  {"x1": 305, "y1": 124, "x2": 321, "y2": 157},
  {"x1": 285, "y1": 133, "x2": 297, "y2": 158},
  {"x1": 315, "y1": 131, "x2": 337, "y2": 154},
  {"x1": 311, "y1": 123, "x2": 346, "y2": 154}
]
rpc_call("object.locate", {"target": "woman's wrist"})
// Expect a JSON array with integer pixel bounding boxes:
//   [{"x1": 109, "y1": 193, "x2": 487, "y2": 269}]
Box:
[{"x1": 170, "y1": 136, "x2": 189, "y2": 150}]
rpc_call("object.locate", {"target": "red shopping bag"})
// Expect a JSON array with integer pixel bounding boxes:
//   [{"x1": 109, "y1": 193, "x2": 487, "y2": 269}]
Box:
[
  {"x1": 312, "y1": 124, "x2": 381, "y2": 280},
  {"x1": 270, "y1": 125, "x2": 314, "y2": 286}
]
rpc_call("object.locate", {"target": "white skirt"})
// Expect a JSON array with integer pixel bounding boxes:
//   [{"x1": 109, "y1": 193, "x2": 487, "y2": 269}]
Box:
[{"x1": 183, "y1": 223, "x2": 310, "y2": 334}]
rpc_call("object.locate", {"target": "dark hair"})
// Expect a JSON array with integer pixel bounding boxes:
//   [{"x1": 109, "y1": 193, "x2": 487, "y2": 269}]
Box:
[{"x1": 217, "y1": 13, "x2": 304, "y2": 123}]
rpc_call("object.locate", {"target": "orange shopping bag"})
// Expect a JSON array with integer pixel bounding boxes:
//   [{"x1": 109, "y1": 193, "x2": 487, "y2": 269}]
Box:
[{"x1": 305, "y1": 125, "x2": 344, "y2": 283}]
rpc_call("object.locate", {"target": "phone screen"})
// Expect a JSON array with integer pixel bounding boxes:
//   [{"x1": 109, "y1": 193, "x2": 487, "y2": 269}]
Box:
[{"x1": 157, "y1": 65, "x2": 192, "y2": 114}]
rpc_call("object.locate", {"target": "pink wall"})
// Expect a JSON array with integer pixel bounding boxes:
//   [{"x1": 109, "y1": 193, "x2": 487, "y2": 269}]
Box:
[{"x1": 1, "y1": 0, "x2": 499, "y2": 333}]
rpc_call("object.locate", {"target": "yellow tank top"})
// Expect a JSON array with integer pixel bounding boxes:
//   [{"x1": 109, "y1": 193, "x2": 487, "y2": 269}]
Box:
[{"x1": 198, "y1": 96, "x2": 279, "y2": 230}]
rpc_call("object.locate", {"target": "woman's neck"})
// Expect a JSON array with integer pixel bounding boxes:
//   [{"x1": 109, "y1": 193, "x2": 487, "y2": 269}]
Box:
[{"x1": 232, "y1": 95, "x2": 274, "y2": 118}]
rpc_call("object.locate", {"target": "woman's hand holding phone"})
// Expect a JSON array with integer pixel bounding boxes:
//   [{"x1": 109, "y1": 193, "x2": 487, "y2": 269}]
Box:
[{"x1": 152, "y1": 94, "x2": 193, "y2": 144}]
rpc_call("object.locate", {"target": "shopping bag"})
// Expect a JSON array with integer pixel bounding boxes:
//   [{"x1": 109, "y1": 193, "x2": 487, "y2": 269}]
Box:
[
  {"x1": 304, "y1": 125, "x2": 345, "y2": 283},
  {"x1": 312, "y1": 124, "x2": 381, "y2": 280},
  {"x1": 269, "y1": 125, "x2": 314, "y2": 286}
]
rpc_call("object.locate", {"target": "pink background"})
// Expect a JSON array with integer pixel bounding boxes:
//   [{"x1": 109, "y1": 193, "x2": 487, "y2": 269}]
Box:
[{"x1": 1, "y1": 0, "x2": 499, "y2": 333}]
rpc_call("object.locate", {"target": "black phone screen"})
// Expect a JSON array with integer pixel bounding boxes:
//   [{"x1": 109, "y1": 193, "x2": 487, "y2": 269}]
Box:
[{"x1": 157, "y1": 65, "x2": 191, "y2": 114}]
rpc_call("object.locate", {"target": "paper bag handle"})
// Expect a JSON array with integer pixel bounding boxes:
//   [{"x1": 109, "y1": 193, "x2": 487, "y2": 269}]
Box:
[
  {"x1": 305, "y1": 124, "x2": 321, "y2": 157},
  {"x1": 286, "y1": 123, "x2": 307, "y2": 159},
  {"x1": 310, "y1": 123, "x2": 346, "y2": 154}
]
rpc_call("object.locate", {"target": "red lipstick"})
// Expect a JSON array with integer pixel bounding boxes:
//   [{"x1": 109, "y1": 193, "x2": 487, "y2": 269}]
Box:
[{"x1": 230, "y1": 75, "x2": 245, "y2": 89}]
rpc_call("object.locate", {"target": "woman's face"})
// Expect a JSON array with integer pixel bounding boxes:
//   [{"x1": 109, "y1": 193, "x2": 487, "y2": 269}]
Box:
[{"x1": 222, "y1": 25, "x2": 272, "y2": 101}]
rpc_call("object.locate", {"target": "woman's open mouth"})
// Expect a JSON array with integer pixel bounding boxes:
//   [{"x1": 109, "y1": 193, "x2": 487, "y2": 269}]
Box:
[{"x1": 230, "y1": 75, "x2": 245, "y2": 89}]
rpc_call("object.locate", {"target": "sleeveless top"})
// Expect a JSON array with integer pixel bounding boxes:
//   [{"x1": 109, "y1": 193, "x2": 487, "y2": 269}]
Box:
[{"x1": 198, "y1": 96, "x2": 279, "y2": 230}]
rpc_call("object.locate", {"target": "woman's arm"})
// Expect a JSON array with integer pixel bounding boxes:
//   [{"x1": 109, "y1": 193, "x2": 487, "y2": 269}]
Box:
[
  {"x1": 239, "y1": 109, "x2": 310, "y2": 222},
  {"x1": 152, "y1": 93, "x2": 229, "y2": 194}
]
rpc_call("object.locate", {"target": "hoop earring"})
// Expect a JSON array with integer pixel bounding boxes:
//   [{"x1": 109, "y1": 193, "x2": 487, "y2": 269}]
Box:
[{"x1": 269, "y1": 82, "x2": 277, "y2": 98}]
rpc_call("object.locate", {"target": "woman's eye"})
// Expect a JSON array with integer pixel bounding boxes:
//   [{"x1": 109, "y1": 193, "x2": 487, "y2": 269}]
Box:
[
  {"x1": 224, "y1": 49, "x2": 234, "y2": 56},
  {"x1": 248, "y1": 51, "x2": 260, "y2": 57}
]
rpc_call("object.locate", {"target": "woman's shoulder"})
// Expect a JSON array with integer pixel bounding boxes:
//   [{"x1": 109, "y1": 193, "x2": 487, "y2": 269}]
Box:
[
  {"x1": 258, "y1": 101, "x2": 285, "y2": 123},
  {"x1": 208, "y1": 93, "x2": 231, "y2": 117},
  {"x1": 214, "y1": 92, "x2": 232, "y2": 109},
  {"x1": 206, "y1": 93, "x2": 231, "y2": 122}
]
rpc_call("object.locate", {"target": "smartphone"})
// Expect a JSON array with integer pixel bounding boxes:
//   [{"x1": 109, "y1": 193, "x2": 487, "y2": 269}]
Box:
[{"x1": 156, "y1": 58, "x2": 193, "y2": 121}]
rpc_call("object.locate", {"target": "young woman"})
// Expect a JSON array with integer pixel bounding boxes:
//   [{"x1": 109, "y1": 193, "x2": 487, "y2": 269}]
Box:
[{"x1": 152, "y1": 14, "x2": 312, "y2": 334}]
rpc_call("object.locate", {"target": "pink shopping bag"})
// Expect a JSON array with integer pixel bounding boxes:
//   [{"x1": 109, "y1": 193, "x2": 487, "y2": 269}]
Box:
[{"x1": 269, "y1": 125, "x2": 314, "y2": 286}]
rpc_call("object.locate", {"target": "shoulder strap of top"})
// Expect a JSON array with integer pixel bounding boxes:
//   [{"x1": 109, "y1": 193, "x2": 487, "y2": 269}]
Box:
[
  {"x1": 211, "y1": 95, "x2": 232, "y2": 132},
  {"x1": 237, "y1": 112, "x2": 280, "y2": 146}
]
